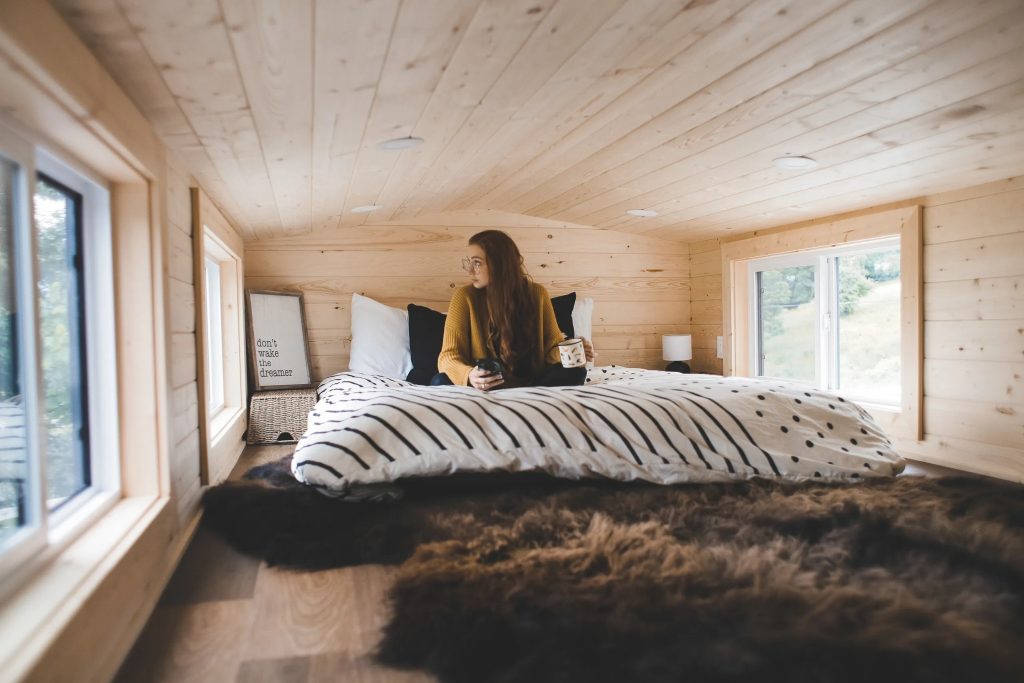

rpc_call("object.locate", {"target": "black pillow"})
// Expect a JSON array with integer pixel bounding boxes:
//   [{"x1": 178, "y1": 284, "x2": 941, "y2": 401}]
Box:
[
  {"x1": 551, "y1": 292, "x2": 575, "y2": 340},
  {"x1": 406, "y1": 304, "x2": 447, "y2": 385}
]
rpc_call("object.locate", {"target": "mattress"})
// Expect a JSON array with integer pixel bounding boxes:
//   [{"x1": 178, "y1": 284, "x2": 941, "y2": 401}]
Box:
[{"x1": 292, "y1": 366, "x2": 905, "y2": 497}]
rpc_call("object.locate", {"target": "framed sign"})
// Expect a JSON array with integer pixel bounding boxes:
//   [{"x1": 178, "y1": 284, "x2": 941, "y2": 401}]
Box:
[{"x1": 246, "y1": 290, "x2": 313, "y2": 390}]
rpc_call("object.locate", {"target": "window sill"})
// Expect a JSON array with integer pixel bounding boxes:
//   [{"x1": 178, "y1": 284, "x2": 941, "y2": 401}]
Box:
[
  {"x1": 859, "y1": 402, "x2": 918, "y2": 441},
  {"x1": 0, "y1": 494, "x2": 168, "y2": 681},
  {"x1": 209, "y1": 404, "x2": 245, "y2": 445},
  {"x1": 858, "y1": 401, "x2": 900, "y2": 415},
  {"x1": 207, "y1": 405, "x2": 247, "y2": 485}
]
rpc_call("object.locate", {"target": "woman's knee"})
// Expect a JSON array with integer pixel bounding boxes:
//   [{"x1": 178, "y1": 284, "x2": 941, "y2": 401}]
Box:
[
  {"x1": 562, "y1": 366, "x2": 587, "y2": 385},
  {"x1": 535, "y1": 364, "x2": 586, "y2": 387},
  {"x1": 429, "y1": 373, "x2": 454, "y2": 386}
]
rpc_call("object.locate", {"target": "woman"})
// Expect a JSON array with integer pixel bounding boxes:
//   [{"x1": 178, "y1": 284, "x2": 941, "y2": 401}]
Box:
[{"x1": 433, "y1": 230, "x2": 595, "y2": 390}]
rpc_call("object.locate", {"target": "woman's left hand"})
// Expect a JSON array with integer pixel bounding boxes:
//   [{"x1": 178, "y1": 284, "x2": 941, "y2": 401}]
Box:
[{"x1": 582, "y1": 337, "x2": 596, "y2": 363}]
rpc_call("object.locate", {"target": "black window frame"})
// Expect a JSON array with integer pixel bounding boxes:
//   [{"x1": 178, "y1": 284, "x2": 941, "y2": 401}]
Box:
[{"x1": 35, "y1": 172, "x2": 91, "y2": 500}]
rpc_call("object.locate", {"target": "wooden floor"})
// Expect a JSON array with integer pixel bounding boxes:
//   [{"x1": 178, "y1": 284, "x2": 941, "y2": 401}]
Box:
[
  {"x1": 114, "y1": 444, "x2": 435, "y2": 683},
  {"x1": 113, "y1": 446, "x2": 971, "y2": 683}
]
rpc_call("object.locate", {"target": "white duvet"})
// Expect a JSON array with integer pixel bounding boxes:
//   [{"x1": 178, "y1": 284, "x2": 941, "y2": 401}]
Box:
[{"x1": 292, "y1": 367, "x2": 905, "y2": 496}]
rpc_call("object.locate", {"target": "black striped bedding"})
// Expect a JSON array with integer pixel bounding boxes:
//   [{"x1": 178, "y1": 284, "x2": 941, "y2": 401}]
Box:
[{"x1": 291, "y1": 366, "x2": 905, "y2": 497}]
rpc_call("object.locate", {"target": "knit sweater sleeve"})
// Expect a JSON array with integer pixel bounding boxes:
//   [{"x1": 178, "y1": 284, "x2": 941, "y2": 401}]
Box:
[
  {"x1": 537, "y1": 285, "x2": 564, "y2": 366},
  {"x1": 437, "y1": 287, "x2": 476, "y2": 386}
]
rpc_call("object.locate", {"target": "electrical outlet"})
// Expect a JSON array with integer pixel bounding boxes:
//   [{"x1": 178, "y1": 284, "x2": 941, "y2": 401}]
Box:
[{"x1": 716, "y1": 335, "x2": 723, "y2": 359}]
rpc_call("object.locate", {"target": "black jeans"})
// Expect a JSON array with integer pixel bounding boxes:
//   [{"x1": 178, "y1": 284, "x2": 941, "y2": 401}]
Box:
[{"x1": 430, "y1": 363, "x2": 586, "y2": 388}]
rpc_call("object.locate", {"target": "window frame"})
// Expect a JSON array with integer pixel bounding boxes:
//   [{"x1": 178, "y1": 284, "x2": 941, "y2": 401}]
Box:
[
  {"x1": 0, "y1": 123, "x2": 47, "y2": 591},
  {"x1": 34, "y1": 170, "x2": 93, "y2": 512},
  {"x1": 0, "y1": 127, "x2": 120, "y2": 600},
  {"x1": 203, "y1": 255, "x2": 225, "y2": 416},
  {"x1": 748, "y1": 250, "x2": 821, "y2": 386},
  {"x1": 746, "y1": 236, "x2": 902, "y2": 407},
  {"x1": 200, "y1": 230, "x2": 243, "y2": 441},
  {"x1": 193, "y1": 189, "x2": 247, "y2": 486},
  {"x1": 722, "y1": 205, "x2": 922, "y2": 441}
]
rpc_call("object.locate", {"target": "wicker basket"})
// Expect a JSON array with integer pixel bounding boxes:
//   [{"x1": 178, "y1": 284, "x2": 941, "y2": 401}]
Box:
[{"x1": 246, "y1": 388, "x2": 317, "y2": 445}]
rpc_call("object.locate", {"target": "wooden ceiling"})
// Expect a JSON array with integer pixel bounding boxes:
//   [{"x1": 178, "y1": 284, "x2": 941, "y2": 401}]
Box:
[{"x1": 54, "y1": 0, "x2": 1024, "y2": 242}]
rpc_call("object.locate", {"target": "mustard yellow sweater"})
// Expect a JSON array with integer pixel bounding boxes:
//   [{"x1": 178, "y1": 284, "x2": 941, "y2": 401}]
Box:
[{"x1": 437, "y1": 283, "x2": 564, "y2": 387}]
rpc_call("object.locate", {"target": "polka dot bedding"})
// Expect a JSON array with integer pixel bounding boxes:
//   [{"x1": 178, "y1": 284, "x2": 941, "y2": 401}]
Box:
[{"x1": 293, "y1": 367, "x2": 904, "y2": 497}]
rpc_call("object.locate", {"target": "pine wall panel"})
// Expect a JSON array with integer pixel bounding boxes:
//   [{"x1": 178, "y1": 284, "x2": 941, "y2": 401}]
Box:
[
  {"x1": 688, "y1": 239, "x2": 723, "y2": 375},
  {"x1": 687, "y1": 177, "x2": 1024, "y2": 481},
  {"x1": 245, "y1": 218, "x2": 691, "y2": 380},
  {"x1": 164, "y1": 152, "x2": 201, "y2": 523}
]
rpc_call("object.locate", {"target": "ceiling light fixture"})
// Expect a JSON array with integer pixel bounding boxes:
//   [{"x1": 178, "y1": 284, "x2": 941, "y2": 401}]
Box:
[
  {"x1": 626, "y1": 209, "x2": 658, "y2": 217},
  {"x1": 772, "y1": 155, "x2": 817, "y2": 170},
  {"x1": 351, "y1": 204, "x2": 382, "y2": 213},
  {"x1": 378, "y1": 136, "x2": 424, "y2": 151}
]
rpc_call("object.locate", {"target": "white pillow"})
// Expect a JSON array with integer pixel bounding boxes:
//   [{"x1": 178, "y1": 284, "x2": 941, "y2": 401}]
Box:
[
  {"x1": 348, "y1": 293, "x2": 413, "y2": 380},
  {"x1": 572, "y1": 296, "x2": 593, "y2": 341}
]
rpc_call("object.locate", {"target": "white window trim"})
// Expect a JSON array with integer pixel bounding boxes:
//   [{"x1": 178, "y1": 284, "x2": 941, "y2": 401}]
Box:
[
  {"x1": 204, "y1": 255, "x2": 225, "y2": 416},
  {"x1": 194, "y1": 204, "x2": 246, "y2": 488},
  {"x1": 0, "y1": 121, "x2": 47, "y2": 596},
  {"x1": 746, "y1": 236, "x2": 901, "y2": 406},
  {"x1": 722, "y1": 205, "x2": 922, "y2": 441},
  {"x1": 35, "y1": 149, "x2": 120, "y2": 528},
  {"x1": 201, "y1": 229, "x2": 244, "y2": 442},
  {"x1": 0, "y1": 126, "x2": 120, "y2": 602},
  {"x1": 746, "y1": 250, "x2": 820, "y2": 387}
]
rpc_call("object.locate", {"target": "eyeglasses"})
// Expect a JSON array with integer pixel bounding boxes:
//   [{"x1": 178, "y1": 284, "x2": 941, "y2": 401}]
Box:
[{"x1": 461, "y1": 257, "x2": 485, "y2": 273}]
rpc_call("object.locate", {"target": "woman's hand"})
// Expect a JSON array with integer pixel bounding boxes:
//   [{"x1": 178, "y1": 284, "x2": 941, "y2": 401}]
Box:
[
  {"x1": 582, "y1": 337, "x2": 596, "y2": 363},
  {"x1": 469, "y1": 365, "x2": 504, "y2": 391}
]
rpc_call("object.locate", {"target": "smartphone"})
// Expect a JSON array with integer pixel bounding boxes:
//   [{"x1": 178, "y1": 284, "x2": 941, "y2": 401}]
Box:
[{"x1": 474, "y1": 358, "x2": 503, "y2": 375}]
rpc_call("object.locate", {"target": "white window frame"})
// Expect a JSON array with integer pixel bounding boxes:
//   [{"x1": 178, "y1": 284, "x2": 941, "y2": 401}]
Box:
[
  {"x1": 747, "y1": 237, "x2": 901, "y2": 407},
  {"x1": 199, "y1": 229, "x2": 244, "y2": 447},
  {"x1": 722, "y1": 205, "x2": 922, "y2": 442},
  {"x1": 203, "y1": 255, "x2": 224, "y2": 415},
  {"x1": 0, "y1": 123, "x2": 120, "y2": 600},
  {"x1": 0, "y1": 123, "x2": 46, "y2": 591},
  {"x1": 747, "y1": 250, "x2": 821, "y2": 387}
]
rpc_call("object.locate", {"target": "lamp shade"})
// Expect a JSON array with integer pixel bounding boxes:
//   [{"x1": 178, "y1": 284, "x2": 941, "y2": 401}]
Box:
[{"x1": 662, "y1": 334, "x2": 692, "y2": 362}]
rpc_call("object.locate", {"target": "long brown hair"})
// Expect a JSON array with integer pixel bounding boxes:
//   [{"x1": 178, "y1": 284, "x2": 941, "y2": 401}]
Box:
[{"x1": 469, "y1": 230, "x2": 537, "y2": 377}]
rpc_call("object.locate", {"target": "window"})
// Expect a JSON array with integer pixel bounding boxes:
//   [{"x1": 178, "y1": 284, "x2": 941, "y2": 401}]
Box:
[
  {"x1": 199, "y1": 225, "x2": 244, "y2": 449},
  {"x1": 203, "y1": 256, "x2": 224, "y2": 414},
  {"x1": 35, "y1": 175, "x2": 90, "y2": 509},
  {"x1": 749, "y1": 238, "x2": 901, "y2": 406},
  {"x1": 0, "y1": 155, "x2": 29, "y2": 550},
  {"x1": 723, "y1": 205, "x2": 922, "y2": 441},
  {"x1": 0, "y1": 125, "x2": 119, "y2": 592},
  {"x1": 193, "y1": 190, "x2": 247, "y2": 486}
]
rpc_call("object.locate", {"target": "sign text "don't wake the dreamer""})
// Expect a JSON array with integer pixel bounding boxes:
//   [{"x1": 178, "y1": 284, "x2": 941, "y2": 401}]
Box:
[{"x1": 256, "y1": 338, "x2": 293, "y2": 377}]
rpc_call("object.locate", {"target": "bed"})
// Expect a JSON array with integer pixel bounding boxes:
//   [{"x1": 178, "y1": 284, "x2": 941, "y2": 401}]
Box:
[
  {"x1": 290, "y1": 292, "x2": 904, "y2": 496},
  {"x1": 291, "y1": 366, "x2": 904, "y2": 497}
]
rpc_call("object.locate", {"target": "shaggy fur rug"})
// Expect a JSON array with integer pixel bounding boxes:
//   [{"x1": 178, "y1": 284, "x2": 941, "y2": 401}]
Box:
[{"x1": 203, "y1": 458, "x2": 1024, "y2": 683}]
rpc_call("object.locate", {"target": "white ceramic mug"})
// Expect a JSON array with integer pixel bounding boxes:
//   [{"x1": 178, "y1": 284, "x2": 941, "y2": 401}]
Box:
[{"x1": 558, "y1": 338, "x2": 586, "y2": 368}]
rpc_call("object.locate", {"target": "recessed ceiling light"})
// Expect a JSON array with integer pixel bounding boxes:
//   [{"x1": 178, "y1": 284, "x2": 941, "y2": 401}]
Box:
[
  {"x1": 378, "y1": 136, "x2": 424, "y2": 151},
  {"x1": 772, "y1": 155, "x2": 817, "y2": 170},
  {"x1": 626, "y1": 208, "x2": 658, "y2": 217},
  {"x1": 351, "y1": 204, "x2": 382, "y2": 213}
]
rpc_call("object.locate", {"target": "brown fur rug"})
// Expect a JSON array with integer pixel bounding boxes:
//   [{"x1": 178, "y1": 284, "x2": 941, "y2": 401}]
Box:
[{"x1": 203, "y1": 458, "x2": 1024, "y2": 683}]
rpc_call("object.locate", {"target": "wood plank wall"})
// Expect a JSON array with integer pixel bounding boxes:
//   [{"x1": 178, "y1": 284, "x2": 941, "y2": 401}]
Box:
[
  {"x1": 916, "y1": 177, "x2": 1022, "y2": 480},
  {"x1": 688, "y1": 177, "x2": 1024, "y2": 482},
  {"x1": 165, "y1": 153, "x2": 201, "y2": 524},
  {"x1": 244, "y1": 218, "x2": 691, "y2": 380},
  {"x1": 689, "y1": 239, "x2": 723, "y2": 375}
]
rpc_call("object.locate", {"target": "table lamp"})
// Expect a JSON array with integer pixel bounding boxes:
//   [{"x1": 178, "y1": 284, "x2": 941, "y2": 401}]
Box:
[{"x1": 662, "y1": 334, "x2": 692, "y2": 373}]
